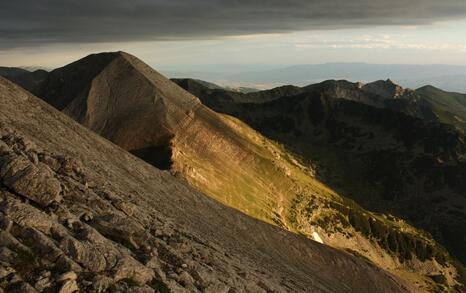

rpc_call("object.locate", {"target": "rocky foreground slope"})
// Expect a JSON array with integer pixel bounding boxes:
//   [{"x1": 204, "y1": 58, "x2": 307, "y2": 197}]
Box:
[{"x1": 0, "y1": 77, "x2": 420, "y2": 292}]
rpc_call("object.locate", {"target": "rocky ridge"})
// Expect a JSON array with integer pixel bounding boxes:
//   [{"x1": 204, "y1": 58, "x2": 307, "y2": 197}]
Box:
[{"x1": 174, "y1": 78, "x2": 466, "y2": 129}]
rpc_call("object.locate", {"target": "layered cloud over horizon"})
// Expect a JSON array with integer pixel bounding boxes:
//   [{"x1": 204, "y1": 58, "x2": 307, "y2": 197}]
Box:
[
  {"x1": 2, "y1": 0, "x2": 466, "y2": 48},
  {"x1": 1, "y1": 1, "x2": 466, "y2": 68}
]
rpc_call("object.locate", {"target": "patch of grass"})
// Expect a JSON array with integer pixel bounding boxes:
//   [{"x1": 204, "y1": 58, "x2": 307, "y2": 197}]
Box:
[
  {"x1": 121, "y1": 278, "x2": 139, "y2": 287},
  {"x1": 149, "y1": 280, "x2": 170, "y2": 293}
]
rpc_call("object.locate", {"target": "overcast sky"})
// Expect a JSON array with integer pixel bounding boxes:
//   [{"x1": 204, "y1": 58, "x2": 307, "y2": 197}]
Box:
[{"x1": 1, "y1": 0, "x2": 466, "y2": 69}]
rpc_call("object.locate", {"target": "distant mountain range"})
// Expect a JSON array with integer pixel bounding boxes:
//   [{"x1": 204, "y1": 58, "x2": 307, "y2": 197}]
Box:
[
  {"x1": 1, "y1": 54, "x2": 466, "y2": 292},
  {"x1": 174, "y1": 77, "x2": 466, "y2": 129},
  {"x1": 164, "y1": 63, "x2": 466, "y2": 94}
]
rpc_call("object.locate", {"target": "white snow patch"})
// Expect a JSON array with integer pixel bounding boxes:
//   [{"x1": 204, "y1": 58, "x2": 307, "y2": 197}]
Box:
[{"x1": 312, "y1": 232, "x2": 323, "y2": 244}]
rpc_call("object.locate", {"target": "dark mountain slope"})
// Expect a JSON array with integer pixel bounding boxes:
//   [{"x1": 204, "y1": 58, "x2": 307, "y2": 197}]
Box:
[
  {"x1": 176, "y1": 78, "x2": 466, "y2": 130},
  {"x1": 0, "y1": 77, "x2": 420, "y2": 292},
  {"x1": 304, "y1": 79, "x2": 466, "y2": 129},
  {"x1": 0, "y1": 67, "x2": 29, "y2": 78},
  {"x1": 415, "y1": 85, "x2": 466, "y2": 128},
  {"x1": 300, "y1": 79, "x2": 440, "y2": 124},
  {"x1": 194, "y1": 87, "x2": 466, "y2": 266},
  {"x1": 6, "y1": 69, "x2": 48, "y2": 95},
  {"x1": 303, "y1": 80, "x2": 387, "y2": 108},
  {"x1": 172, "y1": 78, "x2": 302, "y2": 112},
  {"x1": 0, "y1": 67, "x2": 48, "y2": 96}
]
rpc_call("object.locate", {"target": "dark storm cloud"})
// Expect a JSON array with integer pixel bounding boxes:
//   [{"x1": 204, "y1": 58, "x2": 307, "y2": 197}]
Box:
[{"x1": 1, "y1": 0, "x2": 466, "y2": 48}]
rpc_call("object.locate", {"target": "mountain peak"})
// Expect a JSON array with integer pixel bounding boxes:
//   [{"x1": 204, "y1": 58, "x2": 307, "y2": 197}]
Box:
[
  {"x1": 416, "y1": 84, "x2": 442, "y2": 92},
  {"x1": 61, "y1": 51, "x2": 136, "y2": 75},
  {"x1": 386, "y1": 78, "x2": 396, "y2": 84},
  {"x1": 36, "y1": 50, "x2": 201, "y2": 153},
  {"x1": 86, "y1": 50, "x2": 128, "y2": 58},
  {"x1": 362, "y1": 79, "x2": 407, "y2": 99}
]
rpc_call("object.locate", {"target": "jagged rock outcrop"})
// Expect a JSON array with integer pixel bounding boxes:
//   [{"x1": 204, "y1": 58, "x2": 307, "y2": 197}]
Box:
[
  {"x1": 362, "y1": 79, "x2": 411, "y2": 99},
  {"x1": 0, "y1": 77, "x2": 417, "y2": 292},
  {"x1": 303, "y1": 79, "x2": 466, "y2": 129},
  {"x1": 0, "y1": 147, "x2": 62, "y2": 207}
]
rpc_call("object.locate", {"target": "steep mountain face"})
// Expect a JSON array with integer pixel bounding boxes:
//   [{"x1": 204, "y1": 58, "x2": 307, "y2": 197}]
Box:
[
  {"x1": 27, "y1": 52, "x2": 311, "y2": 222},
  {"x1": 185, "y1": 84, "x2": 466, "y2": 283},
  {"x1": 12, "y1": 52, "x2": 464, "y2": 291},
  {"x1": 0, "y1": 77, "x2": 421, "y2": 292},
  {"x1": 26, "y1": 52, "x2": 324, "y2": 227}
]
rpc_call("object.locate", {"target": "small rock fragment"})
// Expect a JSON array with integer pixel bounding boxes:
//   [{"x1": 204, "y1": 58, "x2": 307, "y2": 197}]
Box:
[
  {"x1": 57, "y1": 271, "x2": 77, "y2": 283},
  {"x1": 178, "y1": 271, "x2": 194, "y2": 287},
  {"x1": 59, "y1": 280, "x2": 78, "y2": 293}
]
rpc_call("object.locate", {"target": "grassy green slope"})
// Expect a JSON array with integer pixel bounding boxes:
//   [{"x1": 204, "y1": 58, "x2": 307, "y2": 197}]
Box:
[{"x1": 172, "y1": 102, "x2": 462, "y2": 292}]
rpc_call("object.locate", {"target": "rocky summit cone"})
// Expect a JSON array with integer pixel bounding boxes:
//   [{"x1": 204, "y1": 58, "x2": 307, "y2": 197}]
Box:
[
  {"x1": 362, "y1": 79, "x2": 409, "y2": 99},
  {"x1": 35, "y1": 52, "x2": 200, "y2": 152}
]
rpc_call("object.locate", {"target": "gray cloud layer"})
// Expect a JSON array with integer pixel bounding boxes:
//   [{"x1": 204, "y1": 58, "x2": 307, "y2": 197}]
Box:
[{"x1": 1, "y1": 0, "x2": 466, "y2": 48}]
